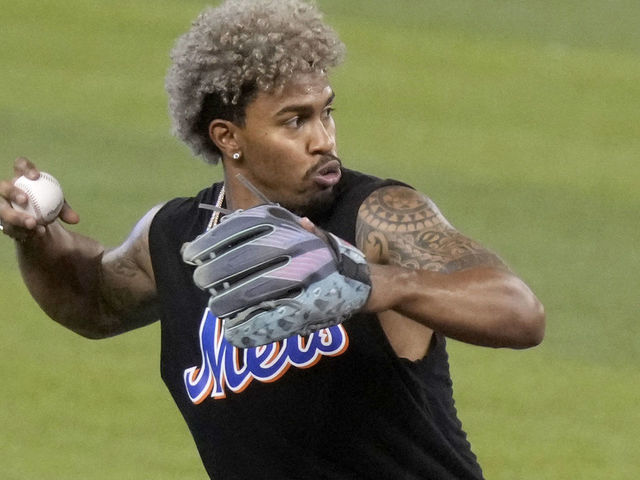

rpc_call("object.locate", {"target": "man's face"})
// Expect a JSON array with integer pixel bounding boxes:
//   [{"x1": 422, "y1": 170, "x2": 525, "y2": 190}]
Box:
[{"x1": 233, "y1": 72, "x2": 340, "y2": 216}]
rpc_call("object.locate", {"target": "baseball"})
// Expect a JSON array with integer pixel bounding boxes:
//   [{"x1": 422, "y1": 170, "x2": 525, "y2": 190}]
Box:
[{"x1": 12, "y1": 172, "x2": 65, "y2": 224}]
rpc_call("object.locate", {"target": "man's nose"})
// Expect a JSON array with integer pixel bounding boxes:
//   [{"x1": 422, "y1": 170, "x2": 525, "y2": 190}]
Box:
[{"x1": 308, "y1": 119, "x2": 335, "y2": 154}]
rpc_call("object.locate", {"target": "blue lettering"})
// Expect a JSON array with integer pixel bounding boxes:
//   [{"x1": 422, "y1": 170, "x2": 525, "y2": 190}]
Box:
[{"x1": 184, "y1": 309, "x2": 349, "y2": 403}]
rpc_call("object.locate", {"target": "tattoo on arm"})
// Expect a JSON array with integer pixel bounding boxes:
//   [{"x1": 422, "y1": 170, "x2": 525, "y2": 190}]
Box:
[
  {"x1": 356, "y1": 186, "x2": 507, "y2": 273},
  {"x1": 98, "y1": 219, "x2": 159, "y2": 335}
]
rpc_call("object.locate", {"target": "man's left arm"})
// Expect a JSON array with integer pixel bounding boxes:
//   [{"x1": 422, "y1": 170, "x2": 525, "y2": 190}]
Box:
[{"x1": 356, "y1": 185, "x2": 545, "y2": 349}]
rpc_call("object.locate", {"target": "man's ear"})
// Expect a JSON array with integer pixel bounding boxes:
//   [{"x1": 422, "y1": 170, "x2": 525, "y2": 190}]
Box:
[{"x1": 209, "y1": 119, "x2": 241, "y2": 159}]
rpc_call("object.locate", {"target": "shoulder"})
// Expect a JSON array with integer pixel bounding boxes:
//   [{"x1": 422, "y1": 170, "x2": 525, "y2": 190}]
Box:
[
  {"x1": 106, "y1": 203, "x2": 165, "y2": 280},
  {"x1": 356, "y1": 185, "x2": 507, "y2": 272},
  {"x1": 355, "y1": 185, "x2": 443, "y2": 264},
  {"x1": 357, "y1": 185, "x2": 448, "y2": 235},
  {"x1": 316, "y1": 168, "x2": 410, "y2": 241}
]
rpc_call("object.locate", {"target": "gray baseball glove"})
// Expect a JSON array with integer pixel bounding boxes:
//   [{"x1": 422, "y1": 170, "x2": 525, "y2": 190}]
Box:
[{"x1": 181, "y1": 204, "x2": 372, "y2": 348}]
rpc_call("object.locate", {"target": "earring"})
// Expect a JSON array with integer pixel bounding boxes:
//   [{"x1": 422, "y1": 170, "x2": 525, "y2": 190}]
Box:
[{"x1": 232, "y1": 152, "x2": 241, "y2": 160}]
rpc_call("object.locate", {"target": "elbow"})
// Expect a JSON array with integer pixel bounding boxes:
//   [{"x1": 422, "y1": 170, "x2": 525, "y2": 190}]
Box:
[
  {"x1": 517, "y1": 299, "x2": 545, "y2": 348},
  {"x1": 489, "y1": 273, "x2": 545, "y2": 349},
  {"x1": 66, "y1": 322, "x2": 115, "y2": 340},
  {"x1": 76, "y1": 328, "x2": 113, "y2": 340},
  {"x1": 508, "y1": 285, "x2": 546, "y2": 348},
  {"x1": 60, "y1": 314, "x2": 122, "y2": 340},
  {"x1": 43, "y1": 304, "x2": 117, "y2": 340}
]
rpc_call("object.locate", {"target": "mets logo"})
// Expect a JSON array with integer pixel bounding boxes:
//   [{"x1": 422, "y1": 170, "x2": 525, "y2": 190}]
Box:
[{"x1": 183, "y1": 308, "x2": 349, "y2": 403}]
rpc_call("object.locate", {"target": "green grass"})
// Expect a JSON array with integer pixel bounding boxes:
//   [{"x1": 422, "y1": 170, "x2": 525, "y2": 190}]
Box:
[{"x1": 1, "y1": 0, "x2": 638, "y2": 478}]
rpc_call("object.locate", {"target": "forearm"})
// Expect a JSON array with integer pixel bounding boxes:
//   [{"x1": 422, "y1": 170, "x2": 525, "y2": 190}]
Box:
[
  {"x1": 367, "y1": 263, "x2": 545, "y2": 348},
  {"x1": 16, "y1": 223, "x2": 121, "y2": 338}
]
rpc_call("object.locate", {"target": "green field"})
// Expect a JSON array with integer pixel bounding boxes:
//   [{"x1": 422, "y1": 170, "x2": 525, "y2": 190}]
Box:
[{"x1": 1, "y1": 1, "x2": 638, "y2": 478}]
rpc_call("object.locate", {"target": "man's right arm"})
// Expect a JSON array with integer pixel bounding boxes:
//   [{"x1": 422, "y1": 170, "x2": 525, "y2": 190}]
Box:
[{"x1": 1, "y1": 159, "x2": 160, "y2": 339}]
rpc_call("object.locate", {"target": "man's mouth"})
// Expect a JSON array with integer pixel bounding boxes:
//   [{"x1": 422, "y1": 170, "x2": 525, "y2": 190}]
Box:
[{"x1": 312, "y1": 159, "x2": 342, "y2": 188}]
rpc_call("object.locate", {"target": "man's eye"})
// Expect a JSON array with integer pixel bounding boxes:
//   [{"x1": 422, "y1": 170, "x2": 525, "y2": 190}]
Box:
[
  {"x1": 285, "y1": 116, "x2": 304, "y2": 128},
  {"x1": 323, "y1": 107, "x2": 335, "y2": 118}
]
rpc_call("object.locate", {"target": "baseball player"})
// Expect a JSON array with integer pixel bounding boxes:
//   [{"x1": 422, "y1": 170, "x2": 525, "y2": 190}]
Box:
[{"x1": 0, "y1": 1, "x2": 545, "y2": 478}]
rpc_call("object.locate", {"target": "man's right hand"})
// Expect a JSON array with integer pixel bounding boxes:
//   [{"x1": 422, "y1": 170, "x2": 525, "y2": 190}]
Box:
[
  {"x1": 0, "y1": 157, "x2": 79, "y2": 241},
  {"x1": 3, "y1": 157, "x2": 160, "y2": 338}
]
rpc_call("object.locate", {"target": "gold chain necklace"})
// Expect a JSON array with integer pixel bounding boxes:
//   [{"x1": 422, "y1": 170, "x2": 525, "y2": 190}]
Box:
[{"x1": 206, "y1": 184, "x2": 225, "y2": 231}]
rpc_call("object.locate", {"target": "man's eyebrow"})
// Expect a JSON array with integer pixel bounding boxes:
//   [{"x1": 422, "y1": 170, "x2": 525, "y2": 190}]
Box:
[{"x1": 275, "y1": 91, "x2": 336, "y2": 116}]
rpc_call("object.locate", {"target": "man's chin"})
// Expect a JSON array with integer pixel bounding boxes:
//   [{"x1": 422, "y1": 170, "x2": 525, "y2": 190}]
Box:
[{"x1": 286, "y1": 187, "x2": 337, "y2": 219}]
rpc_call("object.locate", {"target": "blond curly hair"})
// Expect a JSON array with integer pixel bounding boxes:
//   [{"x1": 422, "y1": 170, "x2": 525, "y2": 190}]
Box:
[{"x1": 165, "y1": 0, "x2": 345, "y2": 164}]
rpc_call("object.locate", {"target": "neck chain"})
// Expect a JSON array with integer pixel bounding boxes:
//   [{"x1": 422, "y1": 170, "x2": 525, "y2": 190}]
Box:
[{"x1": 206, "y1": 184, "x2": 226, "y2": 231}]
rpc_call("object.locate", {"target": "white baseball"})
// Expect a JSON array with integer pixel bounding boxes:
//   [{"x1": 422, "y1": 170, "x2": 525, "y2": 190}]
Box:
[{"x1": 12, "y1": 172, "x2": 65, "y2": 224}]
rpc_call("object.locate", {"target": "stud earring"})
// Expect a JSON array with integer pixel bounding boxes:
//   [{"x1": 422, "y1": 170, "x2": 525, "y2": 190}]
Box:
[{"x1": 232, "y1": 152, "x2": 241, "y2": 160}]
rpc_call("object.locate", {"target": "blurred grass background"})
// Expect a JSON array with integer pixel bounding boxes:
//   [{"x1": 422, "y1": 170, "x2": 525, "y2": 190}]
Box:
[{"x1": 1, "y1": 0, "x2": 638, "y2": 478}]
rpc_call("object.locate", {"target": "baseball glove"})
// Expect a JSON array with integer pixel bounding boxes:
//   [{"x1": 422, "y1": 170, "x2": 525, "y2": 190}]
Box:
[{"x1": 181, "y1": 204, "x2": 371, "y2": 348}]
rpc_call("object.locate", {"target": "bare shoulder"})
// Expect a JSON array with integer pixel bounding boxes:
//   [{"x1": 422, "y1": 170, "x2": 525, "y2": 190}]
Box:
[
  {"x1": 356, "y1": 185, "x2": 507, "y2": 273},
  {"x1": 99, "y1": 204, "x2": 164, "y2": 334},
  {"x1": 102, "y1": 205, "x2": 162, "y2": 285}
]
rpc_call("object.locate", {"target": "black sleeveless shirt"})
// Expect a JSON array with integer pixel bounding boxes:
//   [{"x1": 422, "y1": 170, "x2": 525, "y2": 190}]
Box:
[{"x1": 149, "y1": 169, "x2": 484, "y2": 480}]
